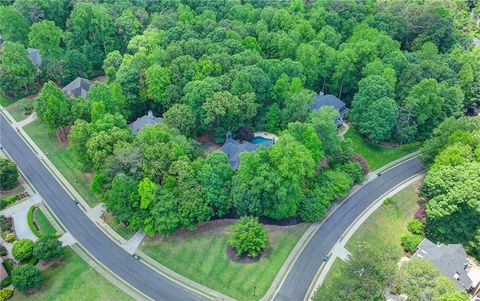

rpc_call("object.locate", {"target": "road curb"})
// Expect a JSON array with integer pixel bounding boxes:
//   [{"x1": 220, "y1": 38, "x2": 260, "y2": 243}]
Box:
[
  {"x1": 1, "y1": 109, "x2": 224, "y2": 300},
  {"x1": 136, "y1": 249, "x2": 235, "y2": 301},
  {"x1": 305, "y1": 173, "x2": 425, "y2": 301},
  {"x1": 262, "y1": 153, "x2": 421, "y2": 301}
]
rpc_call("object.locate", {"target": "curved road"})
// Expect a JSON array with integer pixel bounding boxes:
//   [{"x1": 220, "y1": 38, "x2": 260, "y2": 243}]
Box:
[
  {"x1": 1, "y1": 114, "x2": 424, "y2": 301},
  {"x1": 274, "y1": 157, "x2": 424, "y2": 301},
  {"x1": 0, "y1": 115, "x2": 206, "y2": 301}
]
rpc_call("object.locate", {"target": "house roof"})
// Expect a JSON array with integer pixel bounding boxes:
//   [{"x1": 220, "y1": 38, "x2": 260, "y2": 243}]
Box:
[
  {"x1": 63, "y1": 77, "x2": 92, "y2": 99},
  {"x1": 309, "y1": 93, "x2": 347, "y2": 111},
  {"x1": 128, "y1": 111, "x2": 163, "y2": 134},
  {"x1": 413, "y1": 239, "x2": 473, "y2": 290},
  {"x1": 219, "y1": 136, "x2": 263, "y2": 170},
  {"x1": 27, "y1": 48, "x2": 41, "y2": 67}
]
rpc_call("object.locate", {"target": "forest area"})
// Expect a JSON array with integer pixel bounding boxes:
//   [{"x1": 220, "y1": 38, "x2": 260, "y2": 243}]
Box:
[{"x1": 0, "y1": 0, "x2": 479, "y2": 240}]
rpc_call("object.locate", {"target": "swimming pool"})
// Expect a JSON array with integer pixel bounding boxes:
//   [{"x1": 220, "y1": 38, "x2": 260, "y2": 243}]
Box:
[{"x1": 251, "y1": 136, "x2": 274, "y2": 145}]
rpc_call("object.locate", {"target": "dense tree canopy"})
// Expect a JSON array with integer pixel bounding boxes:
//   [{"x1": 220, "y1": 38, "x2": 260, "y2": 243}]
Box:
[{"x1": 10, "y1": 0, "x2": 478, "y2": 238}]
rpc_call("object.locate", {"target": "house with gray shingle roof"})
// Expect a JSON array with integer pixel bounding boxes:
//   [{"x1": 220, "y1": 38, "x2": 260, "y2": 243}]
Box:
[
  {"x1": 63, "y1": 77, "x2": 92, "y2": 99},
  {"x1": 413, "y1": 239, "x2": 480, "y2": 292},
  {"x1": 27, "y1": 48, "x2": 42, "y2": 68},
  {"x1": 309, "y1": 92, "x2": 349, "y2": 126},
  {"x1": 219, "y1": 133, "x2": 265, "y2": 170},
  {"x1": 128, "y1": 110, "x2": 163, "y2": 134}
]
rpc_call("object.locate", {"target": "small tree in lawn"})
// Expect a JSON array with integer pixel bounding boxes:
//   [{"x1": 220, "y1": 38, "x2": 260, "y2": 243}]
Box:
[
  {"x1": 12, "y1": 264, "x2": 43, "y2": 292},
  {"x1": 0, "y1": 158, "x2": 18, "y2": 190},
  {"x1": 12, "y1": 239, "x2": 34, "y2": 262},
  {"x1": 229, "y1": 217, "x2": 268, "y2": 258},
  {"x1": 33, "y1": 235, "x2": 64, "y2": 262}
]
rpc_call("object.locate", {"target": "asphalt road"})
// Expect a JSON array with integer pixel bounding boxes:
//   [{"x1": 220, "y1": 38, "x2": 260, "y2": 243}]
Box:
[
  {"x1": 0, "y1": 115, "x2": 206, "y2": 301},
  {"x1": 274, "y1": 157, "x2": 425, "y2": 301}
]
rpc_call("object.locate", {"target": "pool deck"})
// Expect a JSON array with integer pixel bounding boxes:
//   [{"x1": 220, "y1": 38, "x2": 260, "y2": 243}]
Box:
[{"x1": 254, "y1": 131, "x2": 279, "y2": 141}]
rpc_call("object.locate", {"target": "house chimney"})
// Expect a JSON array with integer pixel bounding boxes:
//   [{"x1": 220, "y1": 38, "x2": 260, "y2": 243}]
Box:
[
  {"x1": 226, "y1": 132, "x2": 232, "y2": 140},
  {"x1": 319, "y1": 91, "x2": 325, "y2": 96},
  {"x1": 148, "y1": 110, "x2": 153, "y2": 118}
]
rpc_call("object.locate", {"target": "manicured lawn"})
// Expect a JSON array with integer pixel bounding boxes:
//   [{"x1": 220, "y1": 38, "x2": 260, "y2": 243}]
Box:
[
  {"x1": 346, "y1": 181, "x2": 421, "y2": 256},
  {"x1": 141, "y1": 220, "x2": 308, "y2": 301},
  {"x1": 33, "y1": 207, "x2": 57, "y2": 236},
  {"x1": 0, "y1": 184, "x2": 26, "y2": 199},
  {"x1": 11, "y1": 247, "x2": 132, "y2": 301},
  {"x1": 0, "y1": 93, "x2": 17, "y2": 107},
  {"x1": 345, "y1": 127, "x2": 419, "y2": 171},
  {"x1": 103, "y1": 212, "x2": 135, "y2": 240},
  {"x1": 6, "y1": 98, "x2": 33, "y2": 122},
  {"x1": 316, "y1": 181, "x2": 421, "y2": 296},
  {"x1": 23, "y1": 119, "x2": 98, "y2": 206}
]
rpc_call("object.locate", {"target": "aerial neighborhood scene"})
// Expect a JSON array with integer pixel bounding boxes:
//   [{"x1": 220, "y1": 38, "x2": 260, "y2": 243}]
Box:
[{"x1": 0, "y1": 0, "x2": 480, "y2": 300}]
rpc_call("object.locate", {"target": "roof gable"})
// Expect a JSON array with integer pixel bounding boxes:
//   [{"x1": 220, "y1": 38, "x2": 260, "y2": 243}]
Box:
[
  {"x1": 128, "y1": 111, "x2": 164, "y2": 134},
  {"x1": 413, "y1": 239, "x2": 473, "y2": 290},
  {"x1": 309, "y1": 93, "x2": 346, "y2": 111},
  {"x1": 63, "y1": 77, "x2": 92, "y2": 98}
]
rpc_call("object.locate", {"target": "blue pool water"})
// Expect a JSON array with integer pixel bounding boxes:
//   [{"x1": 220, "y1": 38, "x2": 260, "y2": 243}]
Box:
[{"x1": 251, "y1": 136, "x2": 274, "y2": 145}]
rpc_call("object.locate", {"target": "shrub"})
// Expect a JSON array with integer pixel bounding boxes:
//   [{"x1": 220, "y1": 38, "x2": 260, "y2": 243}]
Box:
[
  {"x1": 1, "y1": 223, "x2": 11, "y2": 232},
  {"x1": 0, "y1": 245, "x2": 7, "y2": 257},
  {"x1": 12, "y1": 239, "x2": 34, "y2": 262},
  {"x1": 1, "y1": 276, "x2": 11, "y2": 288},
  {"x1": 0, "y1": 216, "x2": 6, "y2": 226},
  {"x1": 235, "y1": 128, "x2": 254, "y2": 142},
  {"x1": 341, "y1": 161, "x2": 364, "y2": 183},
  {"x1": 2, "y1": 260, "x2": 14, "y2": 275},
  {"x1": 353, "y1": 154, "x2": 369, "y2": 174},
  {"x1": 0, "y1": 201, "x2": 6, "y2": 210},
  {"x1": 401, "y1": 234, "x2": 423, "y2": 253},
  {"x1": 0, "y1": 158, "x2": 18, "y2": 190},
  {"x1": 3, "y1": 196, "x2": 15, "y2": 204},
  {"x1": 3, "y1": 233, "x2": 15, "y2": 243},
  {"x1": 11, "y1": 265, "x2": 43, "y2": 292},
  {"x1": 407, "y1": 219, "x2": 424, "y2": 236},
  {"x1": 27, "y1": 206, "x2": 44, "y2": 238},
  {"x1": 299, "y1": 188, "x2": 330, "y2": 222},
  {"x1": 383, "y1": 197, "x2": 395, "y2": 206},
  {"x1": 229, "y1": 217, "x2": 268, "y2": 258},
  {"x1": 33, "y1": 235, "x2": 64, "y2": 262},
  {"x1": 414, "y1": 205, "x2": 426, "y2": 221},
  {"x1": 0, "y1": 287, "x2": 14, "y2": 299}
]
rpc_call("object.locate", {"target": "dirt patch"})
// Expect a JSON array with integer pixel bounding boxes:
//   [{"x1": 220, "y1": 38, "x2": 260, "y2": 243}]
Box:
[
  {"x1": 37, "y1": 257, "x2": 62, "y2": 270},
  {"x1": 197, "y1": 130, "x2": 221, "y2": 155},
  {"x1": 90, "y1": 75, "x2": 106, "y2": 83},
  {"x1": 84, "y1": 173, "x2": 93, "y2": 182},
  {"x1": 226, "y1": 244, "x2": 261, "y2": 263}
]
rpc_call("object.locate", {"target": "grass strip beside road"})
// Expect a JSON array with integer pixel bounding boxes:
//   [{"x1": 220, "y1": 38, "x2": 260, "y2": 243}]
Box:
[
  {"x1": 345, "y1": 182, "x2": 420, "y2": 255},
  {"x1": 11, "y1": 247, "x2": 132, "y2": 301},
  {"x1": 318, "y1": 182, "x2": 421, "y2": 296},
  {"x1": 345, "y1": 127, "x2": 419, "y2": 171},
  {"x1": 33, "y1": 207, "x2": 57, "y2": 236},
  {"x1": 141, "y1": 220, "x2": 308, "y2": 301},
  {"x1": 23, "y1": 119, "x2": 98, "y2": 206},
  {"x1": 102, "y1": 212, "x2": 135, "y2": 240}
]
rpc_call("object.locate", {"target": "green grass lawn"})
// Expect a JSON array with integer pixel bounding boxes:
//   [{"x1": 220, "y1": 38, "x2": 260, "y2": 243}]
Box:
[
  {"x1": 0, "y1": 184, "x2": 26, "y2": 199},
  {"x1": 141, "y1": 220, "x2": 308, "y2": 301},
  {"x1": 345, "y1": 181, "x2": 421, "y2": 256},
  {"x1": 345, "y1": 127, "x2": 419, "y2": 171},
  {"x1": 316, "y1": 181, "x2": 421, "y2": 297},
  {"x1": 6, "y1": 98, "x2": 33, "y2": 122},
  {"x1": 11, "y1": 247, "x2": 132, "y2": 301},
  {"x1": 0, "y1": 93, "x2": 17, "y2": 107},
  {"x1": 103, "y1": 212, "x2": 135, "y2": 240},
  {"x1": 23, "y1": 119, "x2": 98, "y2": 206},
  {"x1": 33, "y1": 207, "x2": 57, "y2": 236}
]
